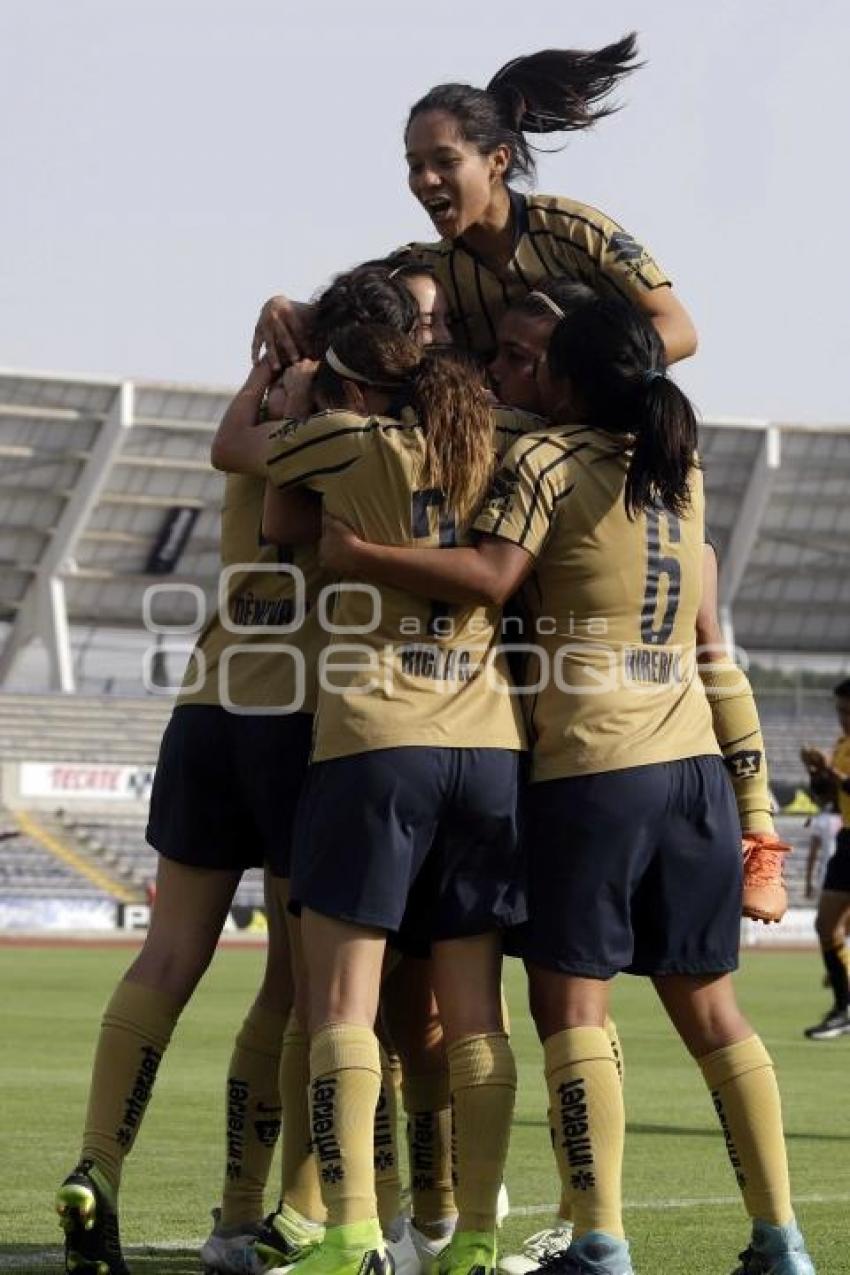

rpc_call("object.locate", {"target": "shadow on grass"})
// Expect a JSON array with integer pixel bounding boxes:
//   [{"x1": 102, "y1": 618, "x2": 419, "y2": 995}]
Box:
[{"x1": 0, "y1": 1244, "x2": 200, "y2": 1274}]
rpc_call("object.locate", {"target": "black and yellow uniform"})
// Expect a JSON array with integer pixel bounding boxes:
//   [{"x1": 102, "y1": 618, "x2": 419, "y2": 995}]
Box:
[
  {"x1": 474, "y1": 428, "x2": 742, "y2": 976},
  {"x1": 146, "y1": 474, "x2": 322, "y2": 875},
  {"x1": 266, "y1": 407, "x2": 526, "y2": 937},
  {"x1": 823, "y1": 736, "x2": 850, "y2": 893},
  {"x1": 405, "y1": 192, "x2": 670, "y2": 359}
]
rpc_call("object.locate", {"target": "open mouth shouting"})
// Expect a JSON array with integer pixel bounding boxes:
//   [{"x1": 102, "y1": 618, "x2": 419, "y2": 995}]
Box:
[{"x1": 422, "y1": 194, "x2": 455, "y2": 233}]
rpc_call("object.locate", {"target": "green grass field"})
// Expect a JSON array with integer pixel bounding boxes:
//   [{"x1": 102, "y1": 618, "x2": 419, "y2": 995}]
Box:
[{"x1": 0, "y1": 946, "x2": 846, "y2": 1274}]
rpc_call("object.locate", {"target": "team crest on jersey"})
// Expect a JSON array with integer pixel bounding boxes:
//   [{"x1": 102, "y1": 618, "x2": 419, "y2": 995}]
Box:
[
  {"x1": 270, "y1": 416, "x2": 301, "y2": 441},
  {"x1": 608, "y1": 231, "x2": 650, "y2": 271},
  {"x1": 485, "y1": 468, "x2": 519, "y2": 515},
  {"x1": 726, "y1": 749, "x2": 762, "y2": 779}
]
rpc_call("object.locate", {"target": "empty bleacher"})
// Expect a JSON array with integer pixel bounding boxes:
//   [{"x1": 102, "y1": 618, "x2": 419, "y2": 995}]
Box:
[
  {"x1": 0, "y1": 818, "x2": 110, "y2": 899},
  {"x1": 58, "y1": 809, "x2": 264, "y2": 907},
  {"x1": 0, "y1": 691, "x2": 171, "y2": 765},
  {"x1": 756, "y1": 689, "x2": 837, "y2": 792}
]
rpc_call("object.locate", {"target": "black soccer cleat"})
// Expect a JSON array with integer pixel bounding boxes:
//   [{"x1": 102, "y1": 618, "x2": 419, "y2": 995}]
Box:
[
  {"x1": 55, "y1": 1159, "x2": 130, "y2": 1275},
  {"x1": 803, "y1": 1007, "x2": 850, "y2": 1040}
]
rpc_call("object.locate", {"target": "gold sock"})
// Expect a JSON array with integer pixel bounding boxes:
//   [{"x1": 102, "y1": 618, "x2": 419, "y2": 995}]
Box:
[
  {"x1": 220, "y1": 1002, "x2": 287, "y2": 1226},
  {"x1": 280, "y1": 1017, "x2": 325, "y2": 1222},
  {"x1": 310, "y1": 1023, "x2": 382, "y2": 1228},
  {"x1": 698, "y1": 1035, "x2": 793, "y2": 1226},
  {"x1": 551, "y1": 1100, "x2": 574, "y2": 1225},
  {"x1": 448, "y1": 1032, "x2": 516, "y2": 1233},
  {"x1": 553, "y1": 1021, "x2": 622, "y2": 1225},
  {"x1": 402, "y1": 1070, "x2": 456, "y2": 1233},
  {"x1": 544, "y1": 1027, "x2": 624, "y2": 1241},
  {"x1": 80, "y1": 978, "x2": 181, "y2": 1191},
  {"x1": 375, "y1": 1047, "x2": 403, "y2": 1228}
]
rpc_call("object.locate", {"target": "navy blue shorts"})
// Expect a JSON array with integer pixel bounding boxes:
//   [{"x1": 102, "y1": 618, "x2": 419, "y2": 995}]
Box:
[
  {"x1": 523, "y1": 755, "x2": 742, "y2": 979},
  {"x1": 146, "y1": 704, "x2": 313, "y2": 877},
  {"x1": 291, "y1": 747, "x2": 525, "y2": 941},
  {"x1": 823, "y1": 828, "x2": 850, "y2": 893}
]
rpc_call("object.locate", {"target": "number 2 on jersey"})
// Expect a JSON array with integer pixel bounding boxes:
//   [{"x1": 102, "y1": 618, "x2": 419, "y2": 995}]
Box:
[
  {"x1": 411, "y1": 489, "x2": 456, "y2": 638},
  {"x1": 641, "y1": 508, "x2": 681, "y2": 645}
]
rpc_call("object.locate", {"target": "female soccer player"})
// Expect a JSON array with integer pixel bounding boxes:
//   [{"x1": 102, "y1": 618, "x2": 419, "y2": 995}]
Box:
[
  {"x1": 801, "y1": 680, "x2": 850, "y2": 1040},
  {"x1": 253, "y1": 34, "x2": 697, "y2": 371},
  {"x1": 211, "y1": 262, "x2": 481, "y2": 1275},
  {"x1": 319, "y1": 295, "x2": 816, "y2": 1275},
  {"x1": 489, "y1": 279, "x2": 791, "y2": 927},
  {"x1": 263, "y1": 324, "x2": 526, "y2": 1275},
  {"x1": 54, "y1": 266, "x2": 421, "y2": 1275}
]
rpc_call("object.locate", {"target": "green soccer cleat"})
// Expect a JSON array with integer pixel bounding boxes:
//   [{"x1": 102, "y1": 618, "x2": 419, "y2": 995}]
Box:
[
  {"x1": 437, "y1": 1229, "x2": 497, "y2": 1275},
  {"x1": 55, "y1": 1160, "x2": 129, "y2": 1275},
  {"x1": 255, "y1": 1201, "x2": 326, "y2": 1270},
  {"x1": 731, "y1": 1219, "x2": 816, "y2": 1274},
  {"x1": 201, "y1": 1200, "x2": 325, "y2": 1273},
  {"x1": 266, "y1": 1219, "x2": 392, "y2": 1275}
]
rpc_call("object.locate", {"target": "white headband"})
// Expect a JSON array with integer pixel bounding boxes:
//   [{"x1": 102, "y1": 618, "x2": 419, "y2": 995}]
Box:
[
  {"x1": 324, "y1": 345, "x2": 406, "y2": 390},
  {"x1": 527, "y1": 290, "x2": 566, "y2": 320}
]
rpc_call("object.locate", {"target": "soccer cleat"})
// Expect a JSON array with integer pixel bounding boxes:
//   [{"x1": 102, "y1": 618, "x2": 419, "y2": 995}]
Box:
[
  {"x1": 201, "y1": 1200, "x2": 324, "y2": 1273},
  {"x1": 266, "y1": 1219, "x2": 392, "y2": 1275},
  {"x1": 803, "y1": 1008, "x2": 850, "y2": 1040},
  {"x1": 55, "y1": 1160, "x2": 129, "y2": 1275},
  {"x1": 253, "y1": 1201, "x2": 326, "y2": 1271},
  {"x1": 540, "y1": 1232, "x2": 633, "y2": 1275},
  {"x1": 437, "y1": 1229, "x2": 496, "y2": 1275},
  {"x1": 409, "y1": 1217, "x2": 455, "y2": 1275},
  {"x1": 730, "y1": 1218, "x2": 816, "y2": 1273},
  {"x1": 742, "y1": 833, "x2": 791, "y2": 924},
  {"x1": 385, "y1": 1215, "x2": 426, "y2": 1275},
  {"x1": 498, "y1": 1223, "x2": 574, "y2": 1275}
]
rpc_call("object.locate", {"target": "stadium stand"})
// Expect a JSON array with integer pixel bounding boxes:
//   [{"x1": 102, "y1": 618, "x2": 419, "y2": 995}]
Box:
[
  {"x1": 0, "y1": 691, "x2": 170, "y2": 763},
  {"x1": 0, "y1": 816, "x2": 110, "y2": 899}
]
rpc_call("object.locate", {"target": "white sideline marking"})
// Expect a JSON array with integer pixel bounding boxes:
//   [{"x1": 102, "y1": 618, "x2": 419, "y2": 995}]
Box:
[
  {"x1": 512, "y1": 1192, "x2": 850, "y2": 1216},
  {"x1": 8, "y1": 1195, "x2": 849, "y2": 1269}
]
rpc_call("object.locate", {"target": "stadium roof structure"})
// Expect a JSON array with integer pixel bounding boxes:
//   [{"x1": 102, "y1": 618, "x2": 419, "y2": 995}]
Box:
[{"x1": 0, "y1": 367, "x2": 848, "y2": 692}]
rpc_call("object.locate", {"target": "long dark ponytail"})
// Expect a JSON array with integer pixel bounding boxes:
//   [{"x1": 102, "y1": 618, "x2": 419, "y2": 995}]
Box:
[
  {"x1": 406, "y1": 34, "x2": 641, "y2": 183},
  {"x1": 546, "y1": 296, "x2": 698, "y2": 518}
]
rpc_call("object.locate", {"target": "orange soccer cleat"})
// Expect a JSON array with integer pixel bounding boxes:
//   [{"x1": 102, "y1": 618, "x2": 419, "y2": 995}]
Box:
[{"x1": 742, "y1": 832, "x2": 792, "y2": 924}]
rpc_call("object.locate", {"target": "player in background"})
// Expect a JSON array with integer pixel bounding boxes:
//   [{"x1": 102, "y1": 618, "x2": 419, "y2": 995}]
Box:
[
  {"x1": 319, "y1": 295, "x2": 816, "y2": 1275},
  {"x1": 804, "y1": 800, "x2": 842, "y2": 898},
  {"x1": 801, "y1": 679, "x2": 850, "y2": 1040},
  {"x1": 263, "y1": 325, "x2": 527, "y2": 1275},
  {"x1": 252, "y1": 34, "x2": 697, "y2": 373}
]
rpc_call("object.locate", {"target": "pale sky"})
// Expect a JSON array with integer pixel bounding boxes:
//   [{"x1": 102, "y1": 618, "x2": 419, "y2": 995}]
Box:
[{"x1": 1, "y1": 0, "x2": 847, "y2": 421}]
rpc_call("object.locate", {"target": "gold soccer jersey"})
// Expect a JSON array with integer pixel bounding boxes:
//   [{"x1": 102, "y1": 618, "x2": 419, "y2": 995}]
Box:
[
  {"x1": 265, "y1": 408, "x2": 526, "y2": 761},
  {"x1": 474, "y1": 428, "x2": 719, "y2": 782},
  {"x1": 177, "y1": 473, "x2": 324, "y2": 713},
  {"x1": 405, "y1": 192, "x2": 670, "y2": 358},
  {"x1": 832, "y1": 736, "x2": 850, "y2": 826}
]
